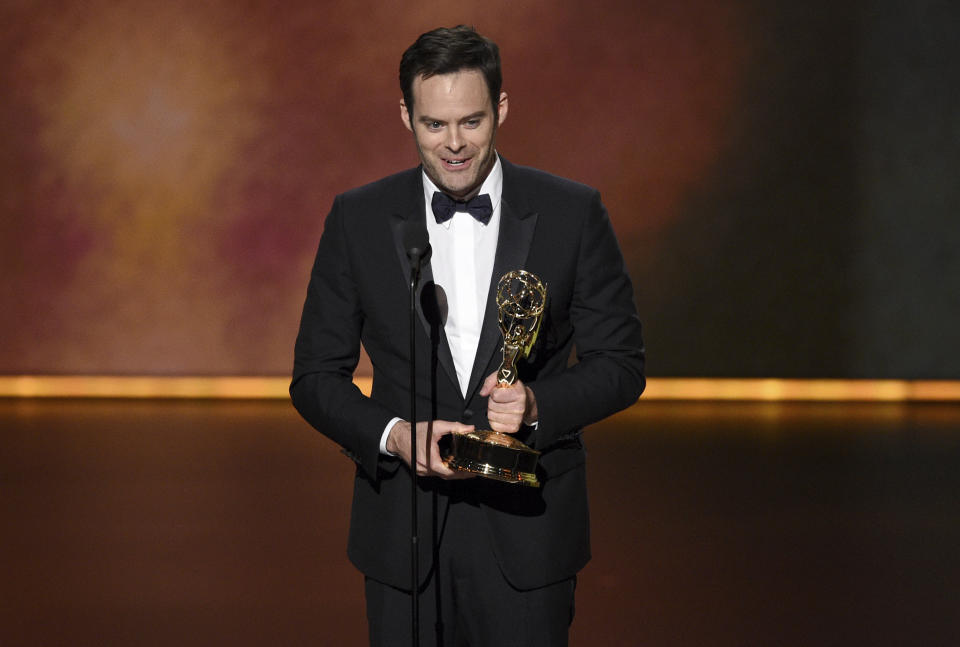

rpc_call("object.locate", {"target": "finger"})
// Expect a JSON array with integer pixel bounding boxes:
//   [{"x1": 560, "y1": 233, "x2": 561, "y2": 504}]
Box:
[
  {"x1": 426, "y1": 444, "x2": 459, "y2": 477},
  {"x1": 487, "y1": 403, "x2": 525, "y2": 419},
  {"x1": 487, "y1": 408, "x2": 524, "y2": 422},
  {"x1": 431, "y1": 422, "x2": 475, "y2": 440},
  {"x1": 478, "y1": 372, "x2": 499, "y2": 397},
  {"x1": 420, "y1": 423, "x2": 474, "y2": 476},
  {"x1": 487, "y1": 415, "x2": 522, "y2": 434},
  {"x1": 490, "y1": 384, "x2": 524, "y2": 403},
  {"x1": 486, "y1": 418, "x2": 522, "y2": 434},
  {"x1": 420, "y1": 450, "x2": 453, "y2": 476},
  {"x1": 436, "y1": 453, "x2": 477, "y2": 480},
  {"x1": 489, "y1": 395, "x2": 521, "y2": 410},
  {"x1": 489, "y1": 422, "x2": 519, "y2": 435},
  {"x1": 488, "y1": 413, "x2": 522, "y2": 425}
]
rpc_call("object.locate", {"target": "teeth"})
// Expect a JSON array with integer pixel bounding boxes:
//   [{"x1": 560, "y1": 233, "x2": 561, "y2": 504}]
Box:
[{"x1": 448, "y1": 160, "x2": 464, "y2": 165}]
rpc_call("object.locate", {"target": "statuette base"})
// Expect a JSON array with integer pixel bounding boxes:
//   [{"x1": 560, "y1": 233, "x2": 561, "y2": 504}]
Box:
[{"x1": 446, "y1": 430, "x2": 540, "y2": 487}]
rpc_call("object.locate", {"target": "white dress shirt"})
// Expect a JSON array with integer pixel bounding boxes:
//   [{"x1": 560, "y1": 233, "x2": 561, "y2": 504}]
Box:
[{"x1": 380, "y1": 156, "x2": 503, "y2": 454}]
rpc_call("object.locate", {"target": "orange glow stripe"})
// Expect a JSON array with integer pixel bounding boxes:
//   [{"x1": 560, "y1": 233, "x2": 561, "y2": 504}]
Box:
[
  {"x1": 0, "y1": 376, "x2": 297, "y2": 399},
  {"x1": 641, "y1": 378, "x2": 949, "y2": 401},
  {"x1": 0, "y1": 376, "x2": 959, "y2": 401}
]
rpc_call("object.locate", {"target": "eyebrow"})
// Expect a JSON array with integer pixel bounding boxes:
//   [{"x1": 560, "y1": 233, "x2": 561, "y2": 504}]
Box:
[{"x1": 417, "y1": 111, "x2": 488, "y2": 125}]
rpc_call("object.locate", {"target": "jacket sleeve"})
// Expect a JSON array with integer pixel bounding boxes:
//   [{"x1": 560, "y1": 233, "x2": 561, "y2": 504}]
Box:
[
  {"x1": 528, "y1": 191, "x2": 646, "y2": 447},
  {"x1": 290, "y1": 195, "x2": 396, "y2": 481}
]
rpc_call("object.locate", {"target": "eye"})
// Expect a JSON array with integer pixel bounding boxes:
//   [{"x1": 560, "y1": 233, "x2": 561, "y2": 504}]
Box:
[
  {"x1": 465, "y1": 119, "x2": 481, "y2": 128},
  {"x1": 427, "y1": 121, "x2": 443, "y2": 131}
]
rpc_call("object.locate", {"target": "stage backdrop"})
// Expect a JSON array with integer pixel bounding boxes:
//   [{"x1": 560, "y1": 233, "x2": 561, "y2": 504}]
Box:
[{"x1": 1, "y1": 0, "x2": 957, "y2": 379}]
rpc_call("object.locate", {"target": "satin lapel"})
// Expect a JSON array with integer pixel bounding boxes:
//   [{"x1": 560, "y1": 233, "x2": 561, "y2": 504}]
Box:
[
  {"x1": 464, "y1": 195, "x2": 538, "y2": 400},
  {"x1": 389, "y1": 183, "x2": 460, "y2": 398}
]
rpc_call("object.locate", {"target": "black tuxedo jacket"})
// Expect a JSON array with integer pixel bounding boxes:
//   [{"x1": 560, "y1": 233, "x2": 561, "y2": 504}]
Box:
[{"x1": 291, "y1": 157, "x2": 644, "y2": 592}]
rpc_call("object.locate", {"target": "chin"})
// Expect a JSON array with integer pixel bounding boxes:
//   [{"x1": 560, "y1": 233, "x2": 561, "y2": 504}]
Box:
[{"x1": 434, "y1": 174, "x2": 472, "y2": 196}]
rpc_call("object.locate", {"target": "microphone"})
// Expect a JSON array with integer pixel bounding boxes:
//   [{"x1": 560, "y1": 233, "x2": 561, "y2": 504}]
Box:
[{"x1": 403, "y1": 222, "x2": 431, "y2": 266}]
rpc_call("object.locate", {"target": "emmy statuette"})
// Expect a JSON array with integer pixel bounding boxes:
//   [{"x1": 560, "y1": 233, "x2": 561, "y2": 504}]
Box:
[{"x1": 446, "y1": 270, "x2": 547, "y2": 487}]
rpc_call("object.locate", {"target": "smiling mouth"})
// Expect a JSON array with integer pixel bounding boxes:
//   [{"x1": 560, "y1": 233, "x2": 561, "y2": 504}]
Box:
[{"x1": 443, "y1": 157, "x2": 470, "y2": 168}]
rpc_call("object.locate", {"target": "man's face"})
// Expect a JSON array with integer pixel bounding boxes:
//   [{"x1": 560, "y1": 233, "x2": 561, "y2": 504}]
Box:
[{"x1": 401, "y1": 70, "x2": 508, "y2": 201}]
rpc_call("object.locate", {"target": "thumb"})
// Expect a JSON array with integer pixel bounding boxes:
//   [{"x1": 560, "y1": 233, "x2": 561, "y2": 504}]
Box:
[{"x1": 478, "y1": 371, "x2": 499, "y2": 397}]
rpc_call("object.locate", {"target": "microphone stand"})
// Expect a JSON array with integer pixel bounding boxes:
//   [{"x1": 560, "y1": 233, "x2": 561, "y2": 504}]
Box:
[{"x1": 407, "y1": 246, "x2": 424, "y2": 647}]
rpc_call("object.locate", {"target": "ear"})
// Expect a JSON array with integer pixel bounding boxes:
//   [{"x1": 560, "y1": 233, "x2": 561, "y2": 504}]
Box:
[
  {"x1": 496, "y1": 91, "x2": 509, "y2": 126},
  {"x1": 400, "y1": 98, "x2": 413, "y2": 132}
]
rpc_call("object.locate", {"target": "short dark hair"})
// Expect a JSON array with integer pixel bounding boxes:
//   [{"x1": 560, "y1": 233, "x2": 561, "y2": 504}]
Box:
[{"x1": 399, "y1": 25, "x2": 502, "y2": 122}]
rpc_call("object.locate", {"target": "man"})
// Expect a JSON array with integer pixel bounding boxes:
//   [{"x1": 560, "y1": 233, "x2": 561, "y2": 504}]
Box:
[{"x1": 291, "y1": 25, "x2": 644, "y2": 646}]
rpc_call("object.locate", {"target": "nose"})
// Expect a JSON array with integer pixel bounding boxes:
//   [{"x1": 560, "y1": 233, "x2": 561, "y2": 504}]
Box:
[{"x1": 444, "y1": 126, "x2": 465, "y2": 152}]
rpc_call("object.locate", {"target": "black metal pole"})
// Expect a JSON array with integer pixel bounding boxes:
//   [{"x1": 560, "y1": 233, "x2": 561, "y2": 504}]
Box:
[
  {"x1": 408, "y1": 266, "x2": 420, "y2": 647},
  {"x1": 402, "y1": 222, "x2": 428, "y2": 647}
]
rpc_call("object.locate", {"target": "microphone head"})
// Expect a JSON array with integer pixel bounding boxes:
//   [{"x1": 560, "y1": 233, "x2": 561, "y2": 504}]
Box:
[{"x1": 403, "y1": 221, "x2": 431, "y2": 262}]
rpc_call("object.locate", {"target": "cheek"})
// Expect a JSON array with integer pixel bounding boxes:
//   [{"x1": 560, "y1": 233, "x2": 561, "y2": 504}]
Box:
[
  {"x1": 413, "y1": 130, "x2": 441, "y2": 151},
  {"x1": 475, "y1": 130, "x2": 496, "y2": 149}
]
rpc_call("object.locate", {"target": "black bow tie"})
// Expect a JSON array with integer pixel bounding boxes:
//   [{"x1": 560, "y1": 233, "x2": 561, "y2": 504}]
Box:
[{"x1": 431, "y1": 192, "x2": 493, "y2": 225}]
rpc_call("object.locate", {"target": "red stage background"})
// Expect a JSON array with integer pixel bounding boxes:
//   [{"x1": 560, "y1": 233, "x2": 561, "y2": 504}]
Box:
[{"x1": 2, "y1": 0, "x2": 957, "y2": 378}]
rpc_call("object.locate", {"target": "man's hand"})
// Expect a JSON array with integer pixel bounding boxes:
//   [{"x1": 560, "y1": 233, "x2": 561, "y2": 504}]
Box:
[
  {"x1": 385, "y1": 419, "x2": 476, "y2": 479},
  {"x1": 479, "y1": 372, "x2": 538, "y2": 434}
]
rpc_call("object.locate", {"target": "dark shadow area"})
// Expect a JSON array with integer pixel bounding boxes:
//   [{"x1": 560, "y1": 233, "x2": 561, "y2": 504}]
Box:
[
  {"x1": 637, "y1": 2, "x2": 862, "y2": 377},
  {"x1": 2, "y1": 399, "x2": 959, "y2": 645}
]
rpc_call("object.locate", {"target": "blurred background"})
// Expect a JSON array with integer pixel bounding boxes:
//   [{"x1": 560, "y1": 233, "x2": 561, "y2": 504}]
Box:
[
  {"x1": 2, "y1": 1, "x2": 960, "y2": 646},
  {"x1": 3, "y1": 0, "x2": 957, "y2": 381}
]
